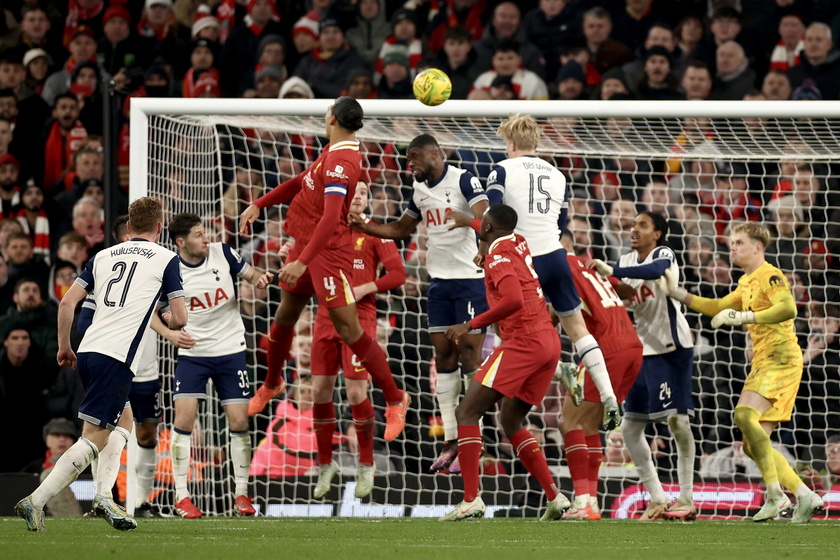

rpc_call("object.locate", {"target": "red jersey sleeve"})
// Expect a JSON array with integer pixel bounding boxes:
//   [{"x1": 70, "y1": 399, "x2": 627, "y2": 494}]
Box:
[
  {"x1": 372, "y1": 239, "x2": 406, "y2": 292},
  {"x1": 470, "y1": 274, "x2": 523, "y2": 331},
  {"x1": 255, "y1": 174, "x2": 303, "y2": 208}
]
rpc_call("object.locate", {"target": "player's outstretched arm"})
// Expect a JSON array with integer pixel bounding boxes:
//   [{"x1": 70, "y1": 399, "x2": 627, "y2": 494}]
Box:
[
  {"x1": 448, "y1": 274, "x2": 523, "y2": 342},
  {"x1": 242, "y1": 266, "x2": 275, "y2": 289},
  {"x1": 150, "y1": 312, "x2": 195, "y2": 349},
  {"x1": 349, "y1": 213, "x2": 420, "y2": 240},
  {"x1": 239, "y1": 204, "x2": 261, "y2": 236},
  {"x1": 57, "y1": 282, "x2": 87, "y2": 368},
  {"x1": 240, "y1": 175, "x2": 304, "y2": 235},
  {"x1": 443, "y1": 210, "x2": 476, "y2": 231}
]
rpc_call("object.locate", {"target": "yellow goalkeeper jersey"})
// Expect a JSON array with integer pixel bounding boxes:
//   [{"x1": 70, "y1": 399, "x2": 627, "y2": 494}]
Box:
[{"x1": 731, "y1": 262, "x2": 801, "y2": 367}]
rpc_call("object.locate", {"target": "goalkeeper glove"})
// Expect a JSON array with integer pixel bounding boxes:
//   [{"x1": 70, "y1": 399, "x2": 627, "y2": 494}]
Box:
[
  {"x1": 658, "y1": 263, "x2": 688, "y2": 302},
  {"x1": 711, "y1": 309, "x2": 756, "y2": 328},
  {"x1": 590, "y1": 259, "x2": 614, "y2": 276}
]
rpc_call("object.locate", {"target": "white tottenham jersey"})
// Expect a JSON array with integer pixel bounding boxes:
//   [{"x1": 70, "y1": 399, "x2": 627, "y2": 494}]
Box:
[
  {"x1": 81, "y1": 296, "x2": 161, "y2": 383},
  {"x1": 179, "y1": 243, "x2": 249, "y2": 357},
  {"x1": 486, "y1": 156, "x2": 568, "y2": 257},
  {"x1": 617, "y1": 246, "x2": 693, "y2": 356},
  {"x1": 404, "y1": 164, "x2": 487, "y2": 280},
  {"x1": 76, "y1": 239, "x2": 183, "y2": 374}
]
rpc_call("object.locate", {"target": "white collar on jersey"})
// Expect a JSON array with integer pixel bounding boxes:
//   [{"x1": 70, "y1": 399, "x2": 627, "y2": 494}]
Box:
[
  {"x1": 330, "y1": 140, "x2": 360, "y2": 151},
  {"x1": 489, "y1": 233, "x2": 516, "y2": 253}
]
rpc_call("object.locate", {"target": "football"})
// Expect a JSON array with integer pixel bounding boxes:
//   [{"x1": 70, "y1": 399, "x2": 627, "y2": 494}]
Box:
[{"x1": 413, "y1": 68, "x2": 453, "y2": 106}]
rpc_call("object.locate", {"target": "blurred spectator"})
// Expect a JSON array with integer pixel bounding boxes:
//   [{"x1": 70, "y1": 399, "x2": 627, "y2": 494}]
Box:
[
  {"x1": 62, "y1": 0, "x2": 106, "y2": 48},
  {"x1": 138, "y1": 0, "x2": 179, "y2": 41},
  {"x1": 473, "y1": 2, "x2": 544, "y2": 78},
  {"x1": 66, "y1": 196, "x2": 104, "y2": 256},
  {"x1": 342, "y1": 68, "x2": 376, "y2": 99},
  {"x1": 42, "y1": 93, "x2": 87, "y2": 192},
  {"x1": 182, "y1": 38, "x2": 220, "y2": 97},
  {"x1": 55, "y1": 232, "x2": 88, "y2": 271},
  {"x1": 251, "y1": 65, "x2": 284, "y2": 99},
  {"x1": 290, "y1": 11, "x2": 320, "y2": 66},
  {"x1": 4, "y1": 234, "x2": 50, "y2": 295},
  {"x1": 0, "y1": 326, "x2": 52, "y2": 472},
  {"x1": 521, "y1": 0, "x2": 582, "y2": 80},
  {"x1": 681, "y1": 60, "x2": 712, "y2": 100},
  {"x1": 97, "y1": 2, "x2": 154, "y2": 84},
  {"x1": 427, "y1": 0, "x2": 486, "y2": 53},
  {"x1": 708, "y1": 163, "x2": 762, "y2": 237},
  {"x1": 191, "y1": 5, "x2": 221, "y2": 42},
  {"x1": 5, "y1": 6, "x2": 64, "y2": 68},
  {"x1": 42, "y1": 25, "x2": 102, "y2": 107},
  {"x1": 487, "y1": 74, "x2": 515, "y2": 100},
  {"x1": 0, "y1": 152, "x2": 20, "y2": 219},
  {"x1": 23, "y1": 48, "x2": 53, "y2": 97},
  {"x1": 765, "y1": 195, "x2": 808, "y2": 272},
  {"x1": 374, "y1": 9, "x2": 421, "y2": 87},
  {"x1": 689, "y1": 6, "x2": 744, "y2": 76},
  {"x1": 294, "y1": 17, "x2": 367, "y2": 99},
  {"x1": 345, "y1": 0, "x2": 390, "y2": 68},
  {"x1": 615, "y1": 2, "x2": 677, "y2": 49},
  {"x1": 600, "y1": 197, "x2": 636, "y2": 263},
  {"x1": 421, "y1": 26, "x2": 478, "y2": 100},
  {"x1": 798, "y1": 239, "x2": 839, "y2": 303},
  {"x1": 0, "y1": 217, "x2": 23, "y2": 256},
  {"x1": 590, "y1": 66, "x2": 629, "y2": 100},
  {"x1": 709, "y1": 40, "x2": 757, "y2": 100},
  {"x1": 279, "y1": 75, "x2": 313, "y2": 99},
  {"x1": 604, "y1": 428, "x2": 632, "y2": 466},
  {"x1": 69, "y1": 61, "x2": 103, "y2": 135},
  {"x1": 472, "y1": 39, "x2": 548, "y2": 100},
  {"x1": 769, "y1": 13, "x2": 805, "y2": 72},
  {"x1": 377, "y1": 47, "x2": 413, "y2": 99},
  {"x1": 761, "y1": 67, "x2": 792, "y2": 100},
  {"x1": 554, "y1": 60, "x2": 586, "y2": 100},
  {"x1": 582, "y1": 6, "x2": 633, "y2": 76},
  {"x1": 788, "y1": 22, "x2": 840, "y2": 100},
  {"x1": 0, "y1": 254, "x2": 10, "y2": 314},
  {"x1": 219, "y1": 0, "x2": 285, "y2": 97},
  {"x1": 620, "y1": 23, "x2": 678, "y2": 89},
  {"x1": 788, "y1": 165, "x2": 831, "y2": 236},
  {"x1": 0, "y1": 277, "x2": 56, "y2": 357},
  {"x1": 674, "y1": 15, "x2": 704, "y2": 67},
  {"x1": 12, "y1": 182, "x2": 51, "y2": 263},
  {"x1": 634, "y1": 45, "x2": 681, "y2": 100},
  {"x1": 24, "y1": 418, "x2": 83, "y2": 516}
]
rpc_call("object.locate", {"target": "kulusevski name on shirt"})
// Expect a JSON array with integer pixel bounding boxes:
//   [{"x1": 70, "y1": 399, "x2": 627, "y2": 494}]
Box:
[{"x1": 110, "y1": 245, "x2": 157, "y2": 259}]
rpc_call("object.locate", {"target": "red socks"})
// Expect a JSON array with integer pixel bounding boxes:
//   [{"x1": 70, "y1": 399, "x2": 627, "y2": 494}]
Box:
[
  {"x1": 265, "y1": 324, "x2": 294, "y2": 388},
  {"x1": 351, "y1": 399, "x2": 375, "y2": 466},
  {"x1": 313, "y1": 402, "x2": 336, "y2": 465},
  {"x1": 348, "y1": 333, "x2": 402, "y2": 403},
  {"x1": 457, "y1": 424, "x2": 483, "y2": 502},
  {"x1": 564, "y1": 429, "x2": 590, "y2": 498},
  {"x1": 586, "y1": 433, "x2": 603, "y2": 498},
  {"x1": 511, "y1": 429, "x2": 558, "y2": 501}
]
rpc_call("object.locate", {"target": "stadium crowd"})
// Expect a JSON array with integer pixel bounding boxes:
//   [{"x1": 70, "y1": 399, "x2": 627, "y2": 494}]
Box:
[{"x1": 2, "y1": 0, "x2": 840, "y2": 514}]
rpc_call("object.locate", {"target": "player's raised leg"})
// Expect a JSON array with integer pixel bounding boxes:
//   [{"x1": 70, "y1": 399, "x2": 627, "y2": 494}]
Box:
[{"x1": 250, "y1": 290, "x2": 311, "y2": 415}]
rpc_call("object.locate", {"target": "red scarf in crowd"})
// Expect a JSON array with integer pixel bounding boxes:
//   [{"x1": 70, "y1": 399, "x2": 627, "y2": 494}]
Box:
[
  {"x1": 137, "y1": 16, "x2": 177, "y2": 41},
  {"x1": 63, "y1": 0, "x2": 104, "y2": 46},
  {"x1": 43, "y1": 120, "x2": 88, "y2": 190},
  {"x1": 217, "y1": 0, "x2": 237, "y2": 43},
  {"x1": 15, "y1": 208, "x2": 51, "y2": 262},
  {"x1": 428, "y1": 0, "x2": 485, "y2": 51}
]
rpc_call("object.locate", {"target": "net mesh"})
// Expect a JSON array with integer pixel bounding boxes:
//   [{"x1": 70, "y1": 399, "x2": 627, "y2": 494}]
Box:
[{"x1": 136, "y1": 108, "x2": 840, "y2": 519}]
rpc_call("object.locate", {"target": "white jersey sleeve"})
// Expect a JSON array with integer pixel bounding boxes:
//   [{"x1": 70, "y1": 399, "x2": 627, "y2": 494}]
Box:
[
  {"x1": 487, "y1": 156, "x2": 567, "y2": 257},
  {"x1": 403, "y1": 165, "x2": 486, "y2": 280},
  {"x1": 76, "y1": 240, "x2": 183, "y2": 374},
  {"x1": 618, "y1": 246, "x2": 694, "y2": 356},
  {"x1": 179, "y1": 243, "x2": 248, "y2": 357}
]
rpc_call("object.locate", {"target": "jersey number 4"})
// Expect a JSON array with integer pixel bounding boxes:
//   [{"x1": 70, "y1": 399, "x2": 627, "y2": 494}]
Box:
[{"x1": 104, "y1": 261, "x2": 138, "y2": 308}]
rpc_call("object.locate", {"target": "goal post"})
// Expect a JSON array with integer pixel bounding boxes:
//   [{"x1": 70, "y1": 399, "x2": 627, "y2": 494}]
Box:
[{"x1": 129, "y1": 98, "x2": 840, "y2": 519}]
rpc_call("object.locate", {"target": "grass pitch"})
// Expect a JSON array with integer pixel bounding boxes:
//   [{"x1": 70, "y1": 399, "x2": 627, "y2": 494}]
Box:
[{"x1": 1, "y1": 517, "x2": 836, "y2": 560}]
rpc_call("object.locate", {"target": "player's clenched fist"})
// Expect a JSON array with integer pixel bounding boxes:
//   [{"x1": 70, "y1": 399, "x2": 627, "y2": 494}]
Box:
[{"x1": 239, "y1": 204, "x2": 261, "y2": 235}]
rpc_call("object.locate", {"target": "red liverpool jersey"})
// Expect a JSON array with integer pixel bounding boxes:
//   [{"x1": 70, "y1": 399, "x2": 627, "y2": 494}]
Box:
[
  {"x1": 484, "y1": 233, "x2": 554, "y2": 339},
  {"x1": 283, "y1": 140, "x2": 362, "y2": 248},
  {"x1": 566, "y1": 253, "x2": 641, "y2": 354}
]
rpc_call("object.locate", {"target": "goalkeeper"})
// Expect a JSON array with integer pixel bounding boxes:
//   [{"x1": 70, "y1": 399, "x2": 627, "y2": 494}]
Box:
[{"x1": 661, "y1": 222, "x2": 824, "y2": 523}]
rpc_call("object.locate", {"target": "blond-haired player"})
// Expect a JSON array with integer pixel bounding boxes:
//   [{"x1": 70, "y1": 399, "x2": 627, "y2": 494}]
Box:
[
  {"x1": 446, "y1": 113, "x2": 621, "y2": 429},
  {"x1": 662, "y1": 222, "x2": 825, "y2": 523}
]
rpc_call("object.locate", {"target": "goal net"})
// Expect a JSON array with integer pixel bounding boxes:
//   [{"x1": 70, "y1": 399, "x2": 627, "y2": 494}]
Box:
[{"x1": 129, "y1": 98, "x2": 840, "y2": 519}]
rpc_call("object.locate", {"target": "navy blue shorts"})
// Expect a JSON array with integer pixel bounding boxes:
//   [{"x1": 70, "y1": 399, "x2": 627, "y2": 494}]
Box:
[
  {"x1": 77, "y1": 352, "x2": 133, "y2": 430},
  {"x1": 130, "y1": 379, "x2": 162, "y2": 424},
  {"x1": 427, "y1": 278, "x2": 488, "y2": 333},
  {"x1": 174, "y1": 352, "x2": 250, "y2": 405},
  {"x1": 623, "y1": 347, "x2": 695, "y2": 421},
  {"x1": 531, "y1": 248, "x2": 583, "y2": 316}
]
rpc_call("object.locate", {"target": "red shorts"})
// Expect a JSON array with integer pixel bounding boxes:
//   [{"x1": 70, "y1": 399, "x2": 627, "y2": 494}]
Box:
[
  {"x1": 580, "y1": 344, "x2": 643, "y2": 403},
  {"x1": 279, "y1": 242, "x2": 356, "y2": 309},
  {"x1": 311, "y1": 307, "x2": 377, "y2": 381},
  {"x1": 473, "y1": 329, "x2": 561, "y2": 406}
]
